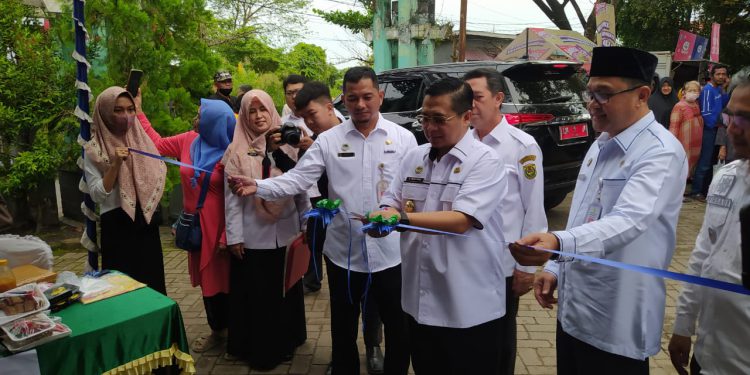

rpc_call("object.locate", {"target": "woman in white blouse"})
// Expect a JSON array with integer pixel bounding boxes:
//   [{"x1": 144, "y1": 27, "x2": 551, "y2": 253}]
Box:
[
  {"x1": 222, "y1": 89, "x2": 309, "y2": 369},
  {"x1": 83, "y1": 87, "x2": 167, "y2": 293}
]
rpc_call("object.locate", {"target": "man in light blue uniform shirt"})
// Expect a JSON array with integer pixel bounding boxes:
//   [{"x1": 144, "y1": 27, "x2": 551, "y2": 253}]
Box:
[{"x1": 511, "y1": 47, "x2": 688, "y2": 374}]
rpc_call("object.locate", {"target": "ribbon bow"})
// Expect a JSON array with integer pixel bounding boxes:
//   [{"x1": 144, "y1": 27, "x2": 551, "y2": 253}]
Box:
[{"x1": 303, "y1": 198, "x2": 342, "y2": 226}]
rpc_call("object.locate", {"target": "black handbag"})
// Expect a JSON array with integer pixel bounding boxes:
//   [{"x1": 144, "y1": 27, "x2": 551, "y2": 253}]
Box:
[{"x1": 175, "y1": 172, "x2": 211, "y2": 252}]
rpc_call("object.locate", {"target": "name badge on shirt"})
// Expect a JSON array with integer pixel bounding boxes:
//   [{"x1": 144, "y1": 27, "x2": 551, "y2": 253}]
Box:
[
  {"x1": 405, "y1": 177, "x2": 425, "y2": 184},
  {"x1": 338, "y1": 152, "x2": 355, "y2": 158},
  {"x1": 707, "y1": 195, "x2": 732, "y2": 209},
  {"x1": 384, "y1": 149, "x2": 396, "y2": 154}
]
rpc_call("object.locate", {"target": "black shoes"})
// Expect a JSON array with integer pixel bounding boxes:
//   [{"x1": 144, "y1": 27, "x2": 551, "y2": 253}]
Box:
[
  {"x1": 366, "y1": 346, "x2": 384, "y2": 374},
  {"x1": 325, "y1": 347, "x2": 383, "y2": 375}
]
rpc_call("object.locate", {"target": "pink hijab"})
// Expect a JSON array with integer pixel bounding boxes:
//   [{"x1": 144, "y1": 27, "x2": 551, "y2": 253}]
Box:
[
  {"x1": 222, "y1": 90, "x2": 298, "y2": 221},
  {"x1": 84, "y1": 87, "x2": 166, "y2": 224}
]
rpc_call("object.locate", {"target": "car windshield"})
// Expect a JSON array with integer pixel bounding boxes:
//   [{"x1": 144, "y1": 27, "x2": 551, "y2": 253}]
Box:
[{"x1": 504, "y1": 64, "x2": 587, "y2": 105}]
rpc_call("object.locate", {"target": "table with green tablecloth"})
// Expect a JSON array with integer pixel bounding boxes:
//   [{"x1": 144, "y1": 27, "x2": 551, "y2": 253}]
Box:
[{"x1": 2, "y1": 287, "x2": 195, "y2": 375}]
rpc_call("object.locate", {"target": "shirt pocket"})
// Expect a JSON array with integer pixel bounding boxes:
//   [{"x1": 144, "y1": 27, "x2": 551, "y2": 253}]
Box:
[
  {"x1": 402, "y1": 183, "x2": 429, "y2": 212},
  {"x1": 439, "y1": 184, "x2": 460, "y2": 211},
  {"x1": 706, "y1": 201, "x2": 731, "y2": 229},
  {"x1": 600, "y1": 178, "x2": 626, "y2": 214}
]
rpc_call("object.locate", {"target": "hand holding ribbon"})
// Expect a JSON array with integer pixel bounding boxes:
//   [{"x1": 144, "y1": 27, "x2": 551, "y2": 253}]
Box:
[
  {"x1": 303, "y1": 198, "x2": 342, "y2": 226},
  {"x1": 361, "y1": 209, "x2": 469, "y2": 237}
]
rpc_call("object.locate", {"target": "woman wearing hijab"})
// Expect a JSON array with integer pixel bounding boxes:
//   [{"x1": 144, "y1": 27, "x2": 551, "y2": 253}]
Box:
[
  {"x1": 83, "y1": 87, "x2": 167, "y2": 294},
  {"x1": 648, "y1": 77, "x2": 680, "y2": 128},
  {"x1": 670, "y1": 80, "x2": 704, "y2": 178},
  {"x1": 222, "y1": 90, "x2": 308, "y2": 370},
  {"x1": 138, "y1": 97, "x2": 236, "y2": 352}
]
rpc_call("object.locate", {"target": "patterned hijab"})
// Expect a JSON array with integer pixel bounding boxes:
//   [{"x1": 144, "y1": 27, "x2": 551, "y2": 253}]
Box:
[
  {"x1": 84, "y1": 87, "x2": 166, "y2": 223},
  {"x1": 189, "y1": 99, "x2": 236, "y2": 186},
  {"x1": 222, "y1": 89, "x2": 298, "y2": 221}
]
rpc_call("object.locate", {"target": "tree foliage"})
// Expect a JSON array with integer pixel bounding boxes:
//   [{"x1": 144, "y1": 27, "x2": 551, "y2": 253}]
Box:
[
  {"x1": 209, "y1": 0, "x2": 310, "y2": 43},
  {"x1": 313, "y1": 8, "x2": 373, "y2": 34},
  {"x1": 0, "y1": 0, "x2": 77, "y2": 196}
]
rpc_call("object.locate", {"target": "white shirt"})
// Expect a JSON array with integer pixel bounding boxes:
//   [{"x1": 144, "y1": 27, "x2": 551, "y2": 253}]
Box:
[
  {"x1": 224, "y1": 154, "x2": 310, "y2": 249},
  {"x1": 83, "y1": 156, "x2": 120, "y2": 214},
  {"x1": 545, "y1": 111, "x2": 688, "y2": 360},
  {"x1": 673, "y1": 160, "x2": 750, "y2": 375},
  {"x1": 256, "y1": 114, "x2": 418, "y2": 273},
  {"x1": 281, "y1": 113, "x2": 314, "y2": 137},
  {"x1": 472, "y1": 116, "x2": 547, "y2": 276},
  {"x1": 381, "y1": 131, "x2": 508, "y2": 328}
]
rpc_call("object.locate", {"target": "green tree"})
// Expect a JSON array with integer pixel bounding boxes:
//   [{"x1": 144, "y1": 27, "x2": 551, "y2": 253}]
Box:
[
  {"x1": 0, "y1": 0, "x2": 79, "y2": 230},
  {"x1": 209, "y1": 0, "x2": 310, "y2": 43},
  {"x1": 281, "y1": 43, "x2": 339, "y2": 86}
]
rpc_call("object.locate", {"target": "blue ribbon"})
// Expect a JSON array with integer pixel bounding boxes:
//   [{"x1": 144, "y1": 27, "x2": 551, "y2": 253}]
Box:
[
  {"x1": 359, "y1": 221, "x2": 469, "y2": 237},
  {"x1": 128, "y1": 148, "x2": 212, "y2": 173},
  {"x1": 302, "y1": 207, "x2": 341, "y2": 282},
  {"x1": 520, "y1": 244, "x2": 750, "y2": 296}
]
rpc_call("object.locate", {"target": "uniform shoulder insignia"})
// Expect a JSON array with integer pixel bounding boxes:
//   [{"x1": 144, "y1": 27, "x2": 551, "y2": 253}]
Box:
[
  {"x1": 523, "y1": 163, "x2": 537, "y2": 180},
  {"x1": 519, "y1": 155, "x2": 536, "y2": 164}
]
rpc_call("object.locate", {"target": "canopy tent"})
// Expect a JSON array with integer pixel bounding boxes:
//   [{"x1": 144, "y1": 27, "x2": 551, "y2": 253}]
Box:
[{"x1": 496, "y1": 28, "x2": 596, "y2": 66}]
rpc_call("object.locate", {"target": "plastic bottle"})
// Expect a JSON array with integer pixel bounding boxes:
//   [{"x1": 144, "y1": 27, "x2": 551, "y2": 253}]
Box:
[{"x1": 0, "y1": 259, "x2": 17, "y2": 292}]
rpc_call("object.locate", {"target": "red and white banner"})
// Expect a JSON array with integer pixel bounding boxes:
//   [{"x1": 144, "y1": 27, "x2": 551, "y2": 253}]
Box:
[
  {"x1": 710, "y1": 23, "x2": 721, "y2": 62},
  {"x1": 674, "y1": 30, "x2": 697, "y2": 61}
]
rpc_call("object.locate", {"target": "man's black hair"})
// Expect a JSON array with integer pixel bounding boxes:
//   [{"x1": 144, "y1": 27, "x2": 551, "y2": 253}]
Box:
[
  {"x1": 283, "y1": 74, "x2": 307, "y2": 90},
  {"x1": 343, "y1": 66, "x2": 379, "y2": 91},
  {"x1": 424, "y1": 77, "x2": 473, "y2": 114},
  {"x1": 711, "y1": 64, "x2": 728, "y2": 77},
  {"x1": 239, "y1": 84, "x2": 253, "y2": 93},
  {"x1": 294, "y1": 81, "x2": 332, "y2": 110},
  {"x1": 463, "y1": 68, "x2": 504, "y2": 94}
]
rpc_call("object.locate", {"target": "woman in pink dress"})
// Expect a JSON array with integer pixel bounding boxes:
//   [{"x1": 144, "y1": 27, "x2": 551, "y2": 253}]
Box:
[
  {"x1": 669, "y1": 80, "x2": 704, "y2": 178},
  {"x1": 138, "y1": 96, "x2": 236, "y2": 352}
]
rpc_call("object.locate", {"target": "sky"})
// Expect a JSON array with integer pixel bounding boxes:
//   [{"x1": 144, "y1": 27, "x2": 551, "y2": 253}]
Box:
[{"x1": 301, "y1": 0, "x2": 597, "y2": 68}]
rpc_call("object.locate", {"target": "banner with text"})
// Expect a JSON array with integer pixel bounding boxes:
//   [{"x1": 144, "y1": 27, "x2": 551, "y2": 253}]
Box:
[
  {"x1": 595, "y1": 3, "x2": 616, "y2": 47},
  {"x1": 710, "y1": 23, "x2": 721, "y2": 62}
]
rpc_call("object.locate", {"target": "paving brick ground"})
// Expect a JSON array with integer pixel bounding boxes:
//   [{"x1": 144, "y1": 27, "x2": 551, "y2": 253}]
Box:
[{"x1": 50, "y1": 194, "x2": 708, "y2": 374}]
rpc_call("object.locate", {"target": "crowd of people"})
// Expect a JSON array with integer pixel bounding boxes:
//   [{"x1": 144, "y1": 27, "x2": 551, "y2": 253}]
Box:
[{"x1": 82, "y1": 46, "x2": 749, "y2": 375}]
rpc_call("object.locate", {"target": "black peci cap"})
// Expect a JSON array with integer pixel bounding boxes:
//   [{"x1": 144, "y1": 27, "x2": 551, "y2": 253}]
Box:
[{"x1": 589, "y1": 47, "x2": 658, "y2": 82}]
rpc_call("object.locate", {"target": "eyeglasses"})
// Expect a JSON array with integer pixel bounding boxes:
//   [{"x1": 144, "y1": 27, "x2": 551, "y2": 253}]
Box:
[
  {"x1": 722, "y1": 109, "x2": 750, "y2": 130},
  {"x1": 582, "y1": 86, "x2": 642, "y2": 104},
  {"x1": 285, "y1": 89, "x2": 301, "y2": 97},
  {"x1": 415, "y1": 114, "x2": 457, "y2": 125}
]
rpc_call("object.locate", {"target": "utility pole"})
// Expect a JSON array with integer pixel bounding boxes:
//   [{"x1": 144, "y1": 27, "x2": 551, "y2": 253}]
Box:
[{"x1": 458, "y1": 0, "x2": 467, "y2": 61}]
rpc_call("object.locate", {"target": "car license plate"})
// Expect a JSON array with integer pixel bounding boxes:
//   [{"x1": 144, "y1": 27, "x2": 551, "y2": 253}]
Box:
[{"x1": 559, "y1": 123, "x2": 588, "y2": 140}]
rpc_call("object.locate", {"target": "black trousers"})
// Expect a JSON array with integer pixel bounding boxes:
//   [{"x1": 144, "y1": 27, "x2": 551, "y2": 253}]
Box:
[
  {"x1": 303, "y1": 216, "x2": 326, "y2": 291},
  {"x1": 203, "y1": 293, "x2": 229, "y2": 332},
  {"x1": 556, "y1": 321, "x2": 649, "y2": 375},
  {"x1": 325, "y1": 256, "x2": 409, "y2": 375},
  {"x1": 363, "y1": 296, "x2": 383, "y2": 347},
  {"x1": 100, "y1": 206, "x2": 166, "y2": 295},
  {"x1": 498, "y1": 276, "x2": 519, "y2": 375},
  {"x1": 228, "y1": 247, "x2": 307, "y2": 370},
  {"x1": 408, "y1": 314, "x2": 505, "y2": 375},
  {"x1": 690, "y1": 355, "x2": 702, "y2": 375}
]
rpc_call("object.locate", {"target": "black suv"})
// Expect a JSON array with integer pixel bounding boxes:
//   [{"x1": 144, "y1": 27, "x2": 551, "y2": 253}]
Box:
[{"x1": 336, "y1": 60, "x2": 594, "y2": 210}]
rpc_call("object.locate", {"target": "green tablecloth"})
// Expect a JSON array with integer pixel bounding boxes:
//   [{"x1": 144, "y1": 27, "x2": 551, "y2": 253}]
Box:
[{"x1": 4, "y1": 287, "x2": 195, "y2": 375}]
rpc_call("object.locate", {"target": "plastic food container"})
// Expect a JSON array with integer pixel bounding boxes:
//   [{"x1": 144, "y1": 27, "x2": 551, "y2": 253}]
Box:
[
  {"x1": 0, "y1": 283, "x2": 50, "y2": 325},
  {"x1": 1, "y1": 312, "x2": 55, "y2": 342}
]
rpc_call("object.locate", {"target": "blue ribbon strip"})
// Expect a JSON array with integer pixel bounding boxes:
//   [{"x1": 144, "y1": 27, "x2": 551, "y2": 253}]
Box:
[
  {"x1": 128, "y1": 148, "x2": 212, "y2": 173},
  {"x1": 519, "y1": 244, "x2": 750, "y2": 296},
  {"x1": 302, "y1": 206, "x2": 341, "y2": 282},
  {"x1": 359, "y1": 221, "x2": 469, "y2": 237}
]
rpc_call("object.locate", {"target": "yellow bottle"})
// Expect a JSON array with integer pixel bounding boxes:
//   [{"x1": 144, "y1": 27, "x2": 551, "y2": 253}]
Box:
[{"x1": 0, "y1": 259, "x2": 17, "y2": 292}]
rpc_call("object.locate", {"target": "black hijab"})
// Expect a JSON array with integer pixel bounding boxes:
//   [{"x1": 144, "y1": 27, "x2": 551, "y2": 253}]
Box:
[{"x1": 648, "y1": 77, "x2": 679, "y2": 128}]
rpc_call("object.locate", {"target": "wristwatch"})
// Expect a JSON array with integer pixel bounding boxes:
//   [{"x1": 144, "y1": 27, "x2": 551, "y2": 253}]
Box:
[{"x1": 396, "y1": 209, "x2": 410, "y2": 232}]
